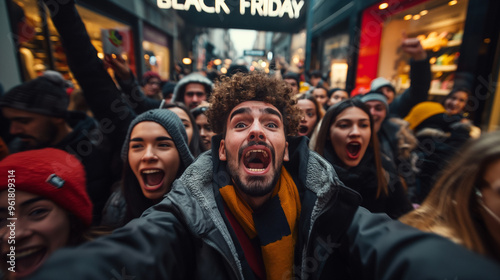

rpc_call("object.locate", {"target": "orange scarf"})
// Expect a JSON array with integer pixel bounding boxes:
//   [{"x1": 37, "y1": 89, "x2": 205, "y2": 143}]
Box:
[{"x1": 220, "y1": 167, "x2": 301, "y2": 280}]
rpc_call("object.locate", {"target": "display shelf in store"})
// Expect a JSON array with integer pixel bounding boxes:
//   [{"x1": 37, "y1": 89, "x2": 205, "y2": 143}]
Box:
[
  {"x1": 429, "y1": 89, "x2": 450, "y2": 96},
  {"x1": 431, "y1": 64, "x2": 457, "y2": 72}
]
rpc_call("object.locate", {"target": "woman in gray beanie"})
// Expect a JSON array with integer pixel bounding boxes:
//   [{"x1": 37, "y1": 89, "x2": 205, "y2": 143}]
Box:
[{"x1": 102, "y1": 109, "x2": 194, "y2": 228}]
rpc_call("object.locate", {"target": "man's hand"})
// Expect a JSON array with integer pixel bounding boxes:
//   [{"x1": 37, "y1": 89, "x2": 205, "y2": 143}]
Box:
[
  {"x1": 104, "y1": 54, "x2": 132, "y2": 81},
  {"x1": 401, "y1": 33, "x2": 427, "y2": 61}
]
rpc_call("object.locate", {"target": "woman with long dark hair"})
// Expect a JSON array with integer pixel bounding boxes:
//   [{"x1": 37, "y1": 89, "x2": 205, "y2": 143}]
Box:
[{"x1": 314, "y1": 99, "x2": 412, "y2": 218}]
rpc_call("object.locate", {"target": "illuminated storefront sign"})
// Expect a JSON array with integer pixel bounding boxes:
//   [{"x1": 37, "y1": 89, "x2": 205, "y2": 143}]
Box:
[{"x1": 157, "y1": 0, "x2": 305, "y2": 19}]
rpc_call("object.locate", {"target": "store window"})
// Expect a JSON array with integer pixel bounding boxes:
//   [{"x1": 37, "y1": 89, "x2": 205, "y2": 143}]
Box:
[
  {"x1": 356, "y1": 0, "x2": 469, "y2": 97},
  {"x1": 378, "y1": 0, "x2": 468, "y2": 95},
  {"x1": 143, "y1": 24, "x2": 171, "y2": 81},
  {"x1": 46, "y1": 5, "x2": 135, "y2": 85},
  {"x1": 10, "y1": 1, "x2": 135, "y2": 86},
  {"x1": 11, "y1": 0, "x2": 52, "y2": 80},
  {"x1": 323, "y1": 33, "x2": 349, "y2": 89}
]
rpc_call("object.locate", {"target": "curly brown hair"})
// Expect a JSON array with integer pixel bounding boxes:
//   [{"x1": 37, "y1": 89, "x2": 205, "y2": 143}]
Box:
[{"x1": 206, "y1": 72, "x2": 300, "y2": 136}]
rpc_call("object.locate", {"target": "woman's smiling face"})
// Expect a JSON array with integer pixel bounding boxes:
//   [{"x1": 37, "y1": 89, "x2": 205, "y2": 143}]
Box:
[
  {"x1": 0, "y1": 191, "x2": 70, "y2": 278},
  {"x1": 329, "y1": 107, "x2": 371, "y2": 168}
]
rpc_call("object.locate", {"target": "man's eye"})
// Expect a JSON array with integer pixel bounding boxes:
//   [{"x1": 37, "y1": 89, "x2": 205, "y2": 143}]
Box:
[
  {"x1": 267, "y1": 123, "x2": 278, "y2": 128},
  {"x1": 307, "y1": 112, "x2": 314, "y2": 117},
  {"x1": 235, "y1": 123, "x2": 246, "y2": 128},
  {"x1": 130, "y1": 144, "x2": 143, "y2": 149}
]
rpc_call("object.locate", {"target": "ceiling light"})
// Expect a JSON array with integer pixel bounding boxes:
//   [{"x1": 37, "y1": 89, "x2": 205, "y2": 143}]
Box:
[
  {"x1": 448, "y1": 0, "x2": 457, "y2": 6},
  {"x1": 379, "y1": 3, "x2": 389, "y2": 10},
  {"x1": 404, "y1": 14, "x2": 412, "y2": 20},
  {"x1": 413, "y1": 14, "x2": 421, "y2": 20},
  {"x1": 420, "y1": 10, "x2": 428, "y2": 16}
]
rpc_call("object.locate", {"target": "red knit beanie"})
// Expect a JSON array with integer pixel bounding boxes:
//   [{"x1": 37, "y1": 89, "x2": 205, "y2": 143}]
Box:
[{"x1": 0, "y1": 148, "x2": 92, "y2": 226}]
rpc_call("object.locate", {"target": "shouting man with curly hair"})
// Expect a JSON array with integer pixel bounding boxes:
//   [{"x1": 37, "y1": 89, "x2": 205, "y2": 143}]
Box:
[{"x1": 30, "y1": 70, "x2": 500, "y2": 279}]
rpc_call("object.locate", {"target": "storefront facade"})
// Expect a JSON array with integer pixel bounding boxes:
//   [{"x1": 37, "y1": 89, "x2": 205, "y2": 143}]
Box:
[
  {"x1": 307, "y1": 0, "x2": 500, "y2": 131},
  {"x1": 2, "y1": 0, "x2": 180, "y2": 90}
]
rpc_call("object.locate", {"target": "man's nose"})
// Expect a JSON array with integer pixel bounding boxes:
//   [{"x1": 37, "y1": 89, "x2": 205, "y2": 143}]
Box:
[{"x1": 248, "y1": 121, "x2": 266, "y2": 141}]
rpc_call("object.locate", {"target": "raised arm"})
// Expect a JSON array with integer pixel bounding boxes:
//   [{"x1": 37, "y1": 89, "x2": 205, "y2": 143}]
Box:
[
  {"x1": 390, "y1": 38, "x2": 431, "y2": 118},
  {"x1": 105, "y1": 54, "x2": 162, "y2": 113},
  {"x1": 43, "y1": 0, "x2": 135, "y2": 145}
]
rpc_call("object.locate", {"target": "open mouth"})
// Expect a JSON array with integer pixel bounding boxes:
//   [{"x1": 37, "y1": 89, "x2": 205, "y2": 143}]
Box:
[
  {"x1": 141, "y1": 169, "x2": 165, "y2": 189},
  {"x1": 243, "y1": 149, "x2": 271, "y2": 172},
  {"x1": 346, "y1": 142, "x2": 361, "y2": 159},
  {"x1": 15, "y1": 247, "x2": 47, "y2": 277},
  {"x1": 298, "y1": 125, "x2": 309, "y2": 136}
]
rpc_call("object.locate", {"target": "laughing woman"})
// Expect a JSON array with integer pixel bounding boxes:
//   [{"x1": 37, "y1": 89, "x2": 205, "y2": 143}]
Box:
[
  {"x1": 0, "y1": 148, "x2": 93, "y2": 279},
  {"x1": 101, "y1": 109, "x2": 194, "y2": 228},
  {"x1": 313, "y1": 99, "x2": 412, "y2": 218}
]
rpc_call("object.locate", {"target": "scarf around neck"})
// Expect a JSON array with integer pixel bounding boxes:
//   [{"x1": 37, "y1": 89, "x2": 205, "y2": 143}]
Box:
[{"x1": 220, "y1": 167, "x2": 301, "y2": 280}]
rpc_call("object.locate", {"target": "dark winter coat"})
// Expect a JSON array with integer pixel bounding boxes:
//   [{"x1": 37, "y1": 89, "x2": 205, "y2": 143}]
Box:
[{"x1": 323, "y1": 144, "x2": 413, "y2": 219}]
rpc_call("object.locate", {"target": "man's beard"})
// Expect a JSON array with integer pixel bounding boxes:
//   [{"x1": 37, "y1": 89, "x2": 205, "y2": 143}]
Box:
[
  {"x1": 17, "y1": 123, "x2": 59, "y2": 151},
  {"x1": 225, "y1": 142, "x2": 284, "y2": 197}
]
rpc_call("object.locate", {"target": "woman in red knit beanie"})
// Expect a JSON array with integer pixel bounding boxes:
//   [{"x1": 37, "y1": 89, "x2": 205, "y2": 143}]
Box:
[{"x1": 0, "y1": 148, "x2": 92, "y2": 279}]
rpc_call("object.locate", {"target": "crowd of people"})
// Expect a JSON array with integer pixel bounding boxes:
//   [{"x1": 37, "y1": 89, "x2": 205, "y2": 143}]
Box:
[{"x1": 0, "y1": 0, "x2": 499, "y2": 279}]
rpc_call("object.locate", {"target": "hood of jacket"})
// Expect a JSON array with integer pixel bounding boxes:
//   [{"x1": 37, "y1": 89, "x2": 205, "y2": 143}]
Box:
[{"x1": 172, "y1": 73, "x2": 213, "y2": 104}]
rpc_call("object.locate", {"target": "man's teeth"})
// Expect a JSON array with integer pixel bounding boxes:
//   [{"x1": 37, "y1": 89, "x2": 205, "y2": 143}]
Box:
[
  {"x1": 142, "y1": 170, "x2": 161, "y2": 174},
  {"x1": 245, "y1": 150, "x2": 268, "y2": 157},
  {"x1": 248, "y1": 168, "x2": 266, "y2": 172}
]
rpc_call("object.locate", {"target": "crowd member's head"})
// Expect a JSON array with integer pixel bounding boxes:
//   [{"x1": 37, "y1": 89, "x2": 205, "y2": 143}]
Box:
[
  {"x1": 0, "y1": 148, "x2": 92, "y2": 278},
  {"x1": 370, "y1": 77, "x2": 396, "y2": 104},
  {"x1": 442, "y1": 88, "x2": 471, "y2": 116},
  {"x1": 172, "y1": 73, "x2": 213, "y2": 109},
  {"x1": 327, "y1": 88, "x2": 349, "y2": 107},
  {"x1": 191, "y1": 104, "x2": 215, "y2": 151},
  {"x1": 309, "y1": 70, "x2": 323, "y2": 88},
  {"x1": 206, "y1": 72, "x2": 300, "y2": 208},
  {"x1": 360, "y1": 91, "x2": 389, "y2": 133},
  {"x1": 141, "y1": 71, "x2": 162, "y2": 99},
  {"x1": 161, "y1": 102, "x2": 204, "y2": 157},
  {"x1": 296, "y1": 93, "x2": 324, "y2": 138},
  {"x1": 312, "y1": 85, "x2": 329, "y2": 108},
  {"x1": 314, "y1": 99, "x2": 387, "y2": 196},
  {"x1": 121, "y1": 109, "x2": 194, "y2": 220},
  {"x1": 400, "y1": 131, "x2": 500, "y2": 263},
  {"x1": 404, "y1": 101, "x2": 461, "y2": 132},
  {"x1": 283, "y1": 72, "x2": 300, "y2": 95},
  {"x1": 226, "y1": 64, "x2": 249, "y2": 78},
  {"x1": 162, "y1": 82, "x2": 176, "y2": 104},
  {"x1": 0, "y1": 76, "x2": 72, "y2": 151}
]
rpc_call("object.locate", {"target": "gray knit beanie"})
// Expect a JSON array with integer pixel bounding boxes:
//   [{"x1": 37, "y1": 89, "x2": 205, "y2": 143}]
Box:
[
  {"x1": 360, "y1": 91, "x2": 389, "y2": 112},
  {"x1": 121, "y1": 109, "x2": 194, "y2": 169}
]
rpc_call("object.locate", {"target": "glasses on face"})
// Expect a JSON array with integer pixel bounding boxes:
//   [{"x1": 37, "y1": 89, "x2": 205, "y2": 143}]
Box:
[{"x1": 185, "y1": 91, "x2": 206, "y2": 98}]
